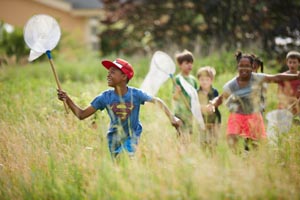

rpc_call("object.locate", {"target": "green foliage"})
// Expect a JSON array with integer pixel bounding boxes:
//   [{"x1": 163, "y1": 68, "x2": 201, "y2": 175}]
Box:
[
  {"x1": 193, "y1": 50, "x2": 238, "y2": 75},
  {"x1": 0, "y1": 22, "x2": 30, "y2": 64},
  {"x1": 99, "y1": 0, "x2": 300, "y2": 59}
]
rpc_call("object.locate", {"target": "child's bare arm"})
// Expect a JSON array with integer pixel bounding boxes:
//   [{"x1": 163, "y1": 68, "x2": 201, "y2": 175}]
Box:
[
  {"x1": 207, "y1": 92, "x2": 229, "y2": 112},
  {"x1": 264, "y1": 72, "x2": 300, "y2": 83},
  {"x1": 210, "y1": 93, "x2": 227, "y2": 107},
  {"x1": 149, "y1": 97, "x2": 182, "y2": 128},
  {"x1": 57, "y1": 89, "x2": 96, "y2": 120}
]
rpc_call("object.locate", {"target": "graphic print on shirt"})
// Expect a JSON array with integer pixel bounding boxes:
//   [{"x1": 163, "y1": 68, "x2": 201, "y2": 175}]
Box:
[{"x1": 110, "y1": 102, "x2": 134, "y2": 120}]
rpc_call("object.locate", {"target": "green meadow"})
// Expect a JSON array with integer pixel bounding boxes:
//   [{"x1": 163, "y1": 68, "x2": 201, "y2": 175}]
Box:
[{"x1": 0, "y1": 52, "x2": 300, "y2": 200}]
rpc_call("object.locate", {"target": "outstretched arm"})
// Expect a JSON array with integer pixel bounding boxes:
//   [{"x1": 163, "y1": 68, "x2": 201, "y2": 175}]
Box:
[
  {"x1": 149, "y1": 97, "x2": 182, "y2": 128},
  {"x1": 207, "y1": 92, "x2": 229, "y2": 112},
  {"x1": 263, "y1": 72, "x2": 300, "y2": 83},
  {"x1": 210, "y1": 94, "x2": 224, "y2": 107},
  {"x1": 57, "y1": 89, "x2": 96, "y2": 120}
]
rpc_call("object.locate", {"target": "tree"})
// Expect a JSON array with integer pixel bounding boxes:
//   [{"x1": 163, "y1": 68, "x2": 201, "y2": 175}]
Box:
[
  {"x1": 0, "y1": 22, "x2": 30, "y2": 64},
  {"x1": 99, "y1": 0, "x2": 300, "y2": 59}
]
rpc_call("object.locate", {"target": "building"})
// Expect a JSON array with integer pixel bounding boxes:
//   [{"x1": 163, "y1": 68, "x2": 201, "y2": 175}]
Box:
[{"x1": 0, "y1": 0, "x2": 104, "y2": 51}]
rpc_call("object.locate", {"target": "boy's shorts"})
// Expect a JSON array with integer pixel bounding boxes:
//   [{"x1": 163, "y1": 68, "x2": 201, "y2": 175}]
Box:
[
  {"x1": 227, "y1": 113, "x2": 266, "y2": 140},
  {"x1": 107, "y1": 134, "x2": 139, "y2": 157}
]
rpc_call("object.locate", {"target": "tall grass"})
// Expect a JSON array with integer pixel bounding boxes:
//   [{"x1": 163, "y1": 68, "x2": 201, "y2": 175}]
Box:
[{"x1": 0, "y1": 52, "x2": 300, "y2": 200}]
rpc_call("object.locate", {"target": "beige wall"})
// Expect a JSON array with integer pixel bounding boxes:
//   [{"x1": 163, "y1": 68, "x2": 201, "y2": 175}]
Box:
[{"x1": 0, "y1": 0, "x2": 89, "y2": 47}]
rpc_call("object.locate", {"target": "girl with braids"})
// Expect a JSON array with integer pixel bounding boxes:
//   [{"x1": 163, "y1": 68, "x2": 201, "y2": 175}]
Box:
[
  {"x1": 208, "y1": 51, "x2": 300, "y2": 151},
  {"x1": 252, "y1": 55, "x2": 264, "y2": 73},
  {"x1": 251, "y1": 54, "x2": 267, "y2": 114}
]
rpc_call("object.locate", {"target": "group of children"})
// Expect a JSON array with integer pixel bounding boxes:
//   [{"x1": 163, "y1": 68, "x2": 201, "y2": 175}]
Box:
[
  {"x1": 57, "y1": 50, "x2": 300, "y2": 158},
  {"x1": 172, "y1": 50, "x2": 221, "y2": 151},
  {"x1": 173, "y1": 49, "x2": 300, "y2": 152}
]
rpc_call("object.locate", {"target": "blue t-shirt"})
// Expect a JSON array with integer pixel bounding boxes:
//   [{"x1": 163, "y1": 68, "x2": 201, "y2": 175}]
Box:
[
  {"x1": 223, "y1": 73, "x2": 265, "y2": 114},
  {"x1": 91, "y1": 86, "x2": 153, "y2": 138}
]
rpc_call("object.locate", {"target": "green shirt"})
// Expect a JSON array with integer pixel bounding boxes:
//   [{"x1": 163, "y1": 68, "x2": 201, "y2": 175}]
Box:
[{"x1": 173, "y1": 74, "x2": 198, "y2": 125}]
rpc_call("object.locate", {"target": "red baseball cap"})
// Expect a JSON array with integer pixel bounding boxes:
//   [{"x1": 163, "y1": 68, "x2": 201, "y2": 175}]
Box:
[{"x1": 102, "y1": 58, "x2": 134, "y2": 80}]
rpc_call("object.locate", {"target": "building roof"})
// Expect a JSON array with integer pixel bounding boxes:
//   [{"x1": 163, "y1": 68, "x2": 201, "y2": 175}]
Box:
[
  {"x1": 34, "y1": 0, "x2": 103, "y2": 16},
  {"x1": 63, "y1": 0, "x2": 103, "y2": 9}
]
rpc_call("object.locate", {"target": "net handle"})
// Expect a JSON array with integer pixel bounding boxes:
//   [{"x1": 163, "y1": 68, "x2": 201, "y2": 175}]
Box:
[{"x1": 46, "y1": 51, "x2": 68, "y2": 113}]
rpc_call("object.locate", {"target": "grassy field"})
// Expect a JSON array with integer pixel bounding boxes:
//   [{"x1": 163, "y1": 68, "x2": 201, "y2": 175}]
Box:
[{"x1": 0, "y1": 52, "x2": 300, "y2": 200}]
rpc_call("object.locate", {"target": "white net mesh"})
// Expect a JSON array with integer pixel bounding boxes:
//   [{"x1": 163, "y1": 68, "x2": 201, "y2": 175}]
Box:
[
  {"x1": 28, "y1": 50, "x2": 44, "y2": 62},
  {"x1": 140, "y1": 51, "x2": 175, "y2": 96},
  {"x1": 178, "y1": 75, "x2": 205, "y2": 130},
  {"x1": 266, "y1": 109, "x2": 293, "y2": 138},
  {"x1": 141, "y1": 51, "x2": 205, "y2": 130},
  {"x1": 24, "y1": 14, "x2": 61, "y2": 61}
]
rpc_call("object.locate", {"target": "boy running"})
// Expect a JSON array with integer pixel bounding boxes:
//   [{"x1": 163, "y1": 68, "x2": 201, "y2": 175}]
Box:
[{"x1": 57, "y1": 58, "x2": 181, "y2": 158}]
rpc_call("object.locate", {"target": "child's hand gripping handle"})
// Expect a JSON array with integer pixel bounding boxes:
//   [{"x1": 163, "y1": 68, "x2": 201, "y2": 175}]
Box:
[
  {"x1": 46, "y1": 51, "x2": 68, "y2": 113},
  {"x1": 171, "y1": 116, "x2": 183, "y2": 136}
]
